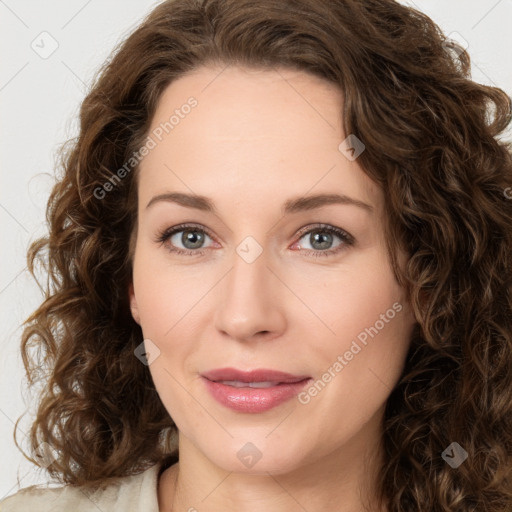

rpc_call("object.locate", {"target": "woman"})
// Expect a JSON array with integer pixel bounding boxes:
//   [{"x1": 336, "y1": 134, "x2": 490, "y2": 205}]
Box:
[{"x1": 2, "y1": 0, "x2": 512, "y2": 510}]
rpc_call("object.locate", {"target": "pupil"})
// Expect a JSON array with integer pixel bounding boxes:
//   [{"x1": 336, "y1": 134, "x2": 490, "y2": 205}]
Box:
[
  {"x1": 312, "y1": 231, "x2": 332, "y2": 250},
  {"x1": 183, "y1": 230, "x2": 204, "y2": 249}
]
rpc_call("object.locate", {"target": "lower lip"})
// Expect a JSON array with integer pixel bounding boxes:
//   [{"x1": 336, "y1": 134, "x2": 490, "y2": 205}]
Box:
[{"x1": 202, "y1": 377, "x2": 311, "y2": 413}]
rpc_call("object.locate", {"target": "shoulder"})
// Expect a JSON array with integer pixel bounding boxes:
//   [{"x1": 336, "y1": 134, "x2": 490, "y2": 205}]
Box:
[{"x1": 0, "y1": 462, "x2": 163, "y2": 512}]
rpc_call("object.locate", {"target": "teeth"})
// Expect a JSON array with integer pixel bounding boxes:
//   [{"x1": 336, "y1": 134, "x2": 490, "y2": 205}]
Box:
[{"x1": 219, "y1": 380, "x2": 280, "y2": 388}]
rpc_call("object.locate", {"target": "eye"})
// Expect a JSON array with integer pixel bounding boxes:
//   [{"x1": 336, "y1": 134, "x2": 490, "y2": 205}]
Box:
[
  {"x1": 154, "y1": 222, "x2": 354, "y2": 257},
  {"x1": 291, "y1": 224, "x2": 354, "y2": 257},
  {"x1": 154, "y1": 223, "x2": 215, "y2": 256}
]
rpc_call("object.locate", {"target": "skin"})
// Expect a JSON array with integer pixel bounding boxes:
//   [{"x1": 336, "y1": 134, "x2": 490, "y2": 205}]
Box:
[{"x1": 128, "y1": 64, "x2": 417, "y2": 512}]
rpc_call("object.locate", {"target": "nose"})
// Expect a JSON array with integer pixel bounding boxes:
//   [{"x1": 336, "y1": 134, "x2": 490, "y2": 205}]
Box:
[{"x1": 213, "y1": 243, "x2": 287, "y2": 342}]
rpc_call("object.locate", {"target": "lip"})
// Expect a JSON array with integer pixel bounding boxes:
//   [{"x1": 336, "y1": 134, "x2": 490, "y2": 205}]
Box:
[
  {"x1": 201, "y1": 367, "x2": 310, "y2": 384},
  {"x1": 201, "y1": 367, "x2": 312, "y2": 413}
]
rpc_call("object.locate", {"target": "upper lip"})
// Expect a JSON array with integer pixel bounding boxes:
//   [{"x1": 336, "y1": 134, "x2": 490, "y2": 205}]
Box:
[{"x1": 201, "y1": 367, "x2": 310, "y2": 384}]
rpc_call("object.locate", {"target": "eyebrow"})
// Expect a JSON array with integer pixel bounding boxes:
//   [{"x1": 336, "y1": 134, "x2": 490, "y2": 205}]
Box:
[{"x1": 145, "y1": 192, "x2": 373, "y2": 214}]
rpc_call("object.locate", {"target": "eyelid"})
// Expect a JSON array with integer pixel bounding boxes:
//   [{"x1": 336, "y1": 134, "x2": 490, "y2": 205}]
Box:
[
  {"x1": 294, "y1": 223, "x2": 353, "y2": 243},
  {"x1": 154, "y1": 222, "x2": 216, "y2": 248},
  {"x1": 155, "y1": 222, "x2": 354, "y2": 256}
]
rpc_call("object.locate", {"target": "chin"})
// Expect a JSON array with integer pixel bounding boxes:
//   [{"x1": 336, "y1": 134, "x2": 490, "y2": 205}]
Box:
[{"x1": 201, "y1": 435, "x2": 310, "y2": 475}]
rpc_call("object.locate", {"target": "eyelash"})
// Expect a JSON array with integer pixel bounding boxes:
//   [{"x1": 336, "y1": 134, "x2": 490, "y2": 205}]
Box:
[{"x1": 154, "y1": 222, "x2": 354, "y2": 258}]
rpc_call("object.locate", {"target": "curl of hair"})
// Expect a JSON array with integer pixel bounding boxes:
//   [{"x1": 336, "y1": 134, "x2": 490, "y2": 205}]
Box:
[{"x1": 15, "y1": 0, "x2": 512, "y2": 509}]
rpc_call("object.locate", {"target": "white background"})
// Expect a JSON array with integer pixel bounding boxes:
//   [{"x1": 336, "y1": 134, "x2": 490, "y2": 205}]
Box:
[{"x1": 1, "y1": 0, "x2": 511, "y2": 498}]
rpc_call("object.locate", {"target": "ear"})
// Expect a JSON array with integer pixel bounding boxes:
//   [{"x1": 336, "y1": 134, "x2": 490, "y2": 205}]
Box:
[{"x1": 129, "y1": 281, "x2": 141, "y2": 325}]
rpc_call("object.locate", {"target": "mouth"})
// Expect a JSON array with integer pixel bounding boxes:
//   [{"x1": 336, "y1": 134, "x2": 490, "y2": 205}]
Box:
[
  {"x1": 200, "y1": 367, "x2": 312, "y2": 413},
  {"x1": 201, "y1": 367, "x2": 311, "y2": 385},
  {"x1": 211, "y1": 380, "x2": 298, "y2": 388}
]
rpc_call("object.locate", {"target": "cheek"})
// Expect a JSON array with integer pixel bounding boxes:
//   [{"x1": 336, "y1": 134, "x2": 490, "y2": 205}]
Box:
[
  {"x1": 132, "y1": 252, "x2": 190, "y2": 335},
  {"x1": 132, "y1": 254, "x2": 202, "y2": 389},
  {"x1": 305, "y1": 253, "x2": 407, "y2": 349},
  {"x1": 300, "y1": 284, "x2": 412, "y2": 446},
  {"x1": 299, "y1": 257, "x2": 414, "y2": 419},
  {"x1": 329, "y1": 291, "x2": 411, "y2": 397}
]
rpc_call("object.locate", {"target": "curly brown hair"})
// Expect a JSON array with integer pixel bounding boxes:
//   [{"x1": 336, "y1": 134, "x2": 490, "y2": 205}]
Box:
[{"x1": 14, "y1": 0, "x2": 512, "y2": 510}]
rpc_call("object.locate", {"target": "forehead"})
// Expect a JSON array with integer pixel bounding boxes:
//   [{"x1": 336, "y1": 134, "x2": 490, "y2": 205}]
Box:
[
  {"x1": 137, "y1": 65, "x2": 381, "y2": 214},
  {"x1": 149, "y1": 64, "x2": 344, "y2": 142}
]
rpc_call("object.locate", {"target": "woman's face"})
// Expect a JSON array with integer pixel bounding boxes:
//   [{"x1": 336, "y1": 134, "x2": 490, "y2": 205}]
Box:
[{"x1": 129, "y1": 64, "x2": 417, "y2": 475}]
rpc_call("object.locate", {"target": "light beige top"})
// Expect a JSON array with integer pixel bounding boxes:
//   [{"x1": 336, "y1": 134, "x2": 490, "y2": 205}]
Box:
[{"x1": 0, "y1": 462, "x2": 165, "y2": 512}]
